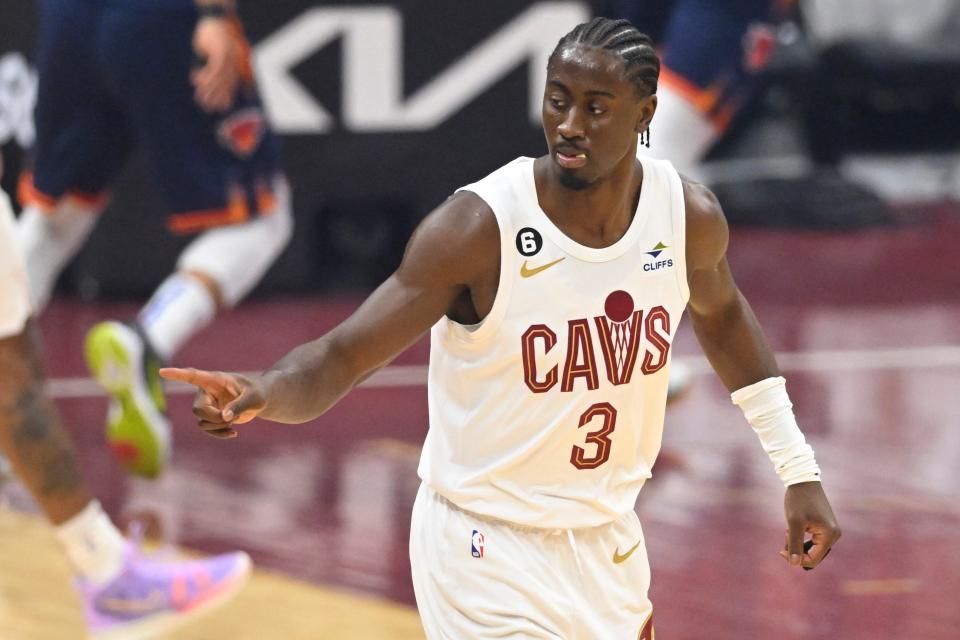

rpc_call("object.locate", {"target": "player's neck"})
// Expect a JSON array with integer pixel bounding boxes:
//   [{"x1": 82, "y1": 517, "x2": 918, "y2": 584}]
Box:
[{"x1": 535, "y1": 156, "x2": 642, "y2": 249}]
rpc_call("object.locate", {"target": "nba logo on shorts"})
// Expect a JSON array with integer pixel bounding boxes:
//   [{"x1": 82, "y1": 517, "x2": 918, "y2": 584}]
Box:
[{"x1": 471, "y1": 530, "x2": 485, "y2": 558}]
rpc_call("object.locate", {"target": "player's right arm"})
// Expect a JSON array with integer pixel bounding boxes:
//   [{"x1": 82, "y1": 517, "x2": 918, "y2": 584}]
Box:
[{"x1": 160, "y1": 192, "x2": 500, "y2": 437}]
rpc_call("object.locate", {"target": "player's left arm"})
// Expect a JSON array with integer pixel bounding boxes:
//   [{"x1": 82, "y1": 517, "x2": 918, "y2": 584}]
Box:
[{"x1": 683, "y1": 177, "x2": 841, "y2": 570}]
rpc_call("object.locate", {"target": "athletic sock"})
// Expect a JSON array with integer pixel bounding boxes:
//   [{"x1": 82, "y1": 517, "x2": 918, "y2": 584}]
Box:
[
  {"x1": 55, "y1": 500, "x2": 126, "y2": 585},
  {"x1": 138, "y1": 273, "x2": 216, "y2": 362}
]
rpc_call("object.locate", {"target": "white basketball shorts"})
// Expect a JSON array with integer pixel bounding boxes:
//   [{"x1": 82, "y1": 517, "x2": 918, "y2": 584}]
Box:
[
  {"x1": 0, "y1": 188, "x2": 31, "y2": 339},
  {"x1": 410, "y1": 483, "x2": 655, "y2": 639}
]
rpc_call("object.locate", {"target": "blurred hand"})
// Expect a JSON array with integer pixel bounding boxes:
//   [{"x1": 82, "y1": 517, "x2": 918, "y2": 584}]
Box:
[
  {"x1": 191, "y1": 16, "x2": 240, "y2": 112},
  {"x1": 780, "y1": 481, "x2": 841, "y2": 570},
  {"x1": 159, "y1": 367, "x2": 267, "y2": 439}
]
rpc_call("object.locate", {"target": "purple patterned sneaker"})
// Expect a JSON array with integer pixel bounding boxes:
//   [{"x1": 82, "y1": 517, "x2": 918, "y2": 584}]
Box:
[{"x1": 78, "y1": 543, "x2": 251, "y2": 639}]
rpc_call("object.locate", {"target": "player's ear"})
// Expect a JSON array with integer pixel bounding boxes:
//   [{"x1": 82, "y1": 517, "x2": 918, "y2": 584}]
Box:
[{"x1": 635, "y1": 94, "x2": 657, "y2": 134}]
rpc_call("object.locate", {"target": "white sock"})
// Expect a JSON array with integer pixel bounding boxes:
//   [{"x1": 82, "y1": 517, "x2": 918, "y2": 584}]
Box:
[
  {"x1": 123, "y1": 475, "x2": 183, "y2": 544},
  {"x1": 55, "y1": 500, "x2": 126, "y2": 585},
  {"x1": 138, "y1": 273, "x2": 216, "y2": 362},
  {"x1": 638, "y1": 82, "x2": 718, "y2": 179},
  {"x1": 15, "y1": 202, "x2": 100, "y2": 312}
]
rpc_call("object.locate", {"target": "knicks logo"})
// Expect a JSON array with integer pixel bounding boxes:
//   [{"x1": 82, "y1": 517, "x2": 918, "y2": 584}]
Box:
[
  {"x1": 217, "y1": 108, "x2": 265, "y2": 157},
  {"x1": 521, "y1": 290, "x2": 670, "y2": 394}
]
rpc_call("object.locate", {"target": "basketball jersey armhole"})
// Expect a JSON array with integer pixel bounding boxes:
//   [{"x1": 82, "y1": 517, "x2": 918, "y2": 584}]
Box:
[
  {"x1": 665, "y1": 162, "x2": 691, "y2": 304},
  {"x1": 439, "y1": 188, "x2": 515, "y2": 346}
]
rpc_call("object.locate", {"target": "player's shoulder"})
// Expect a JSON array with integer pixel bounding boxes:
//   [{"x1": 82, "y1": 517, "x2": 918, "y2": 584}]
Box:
[
  {"x1": 404, "y1": 191, "x2": 499, "y2": 275},
  {"x1": 680, "y1": 175, "x2": 729, "y2": 269},
  {"x1": 423, "y1": 190, "x2": 497, "y2": 239},
  {"x1": 403, "y1": 159, "x2": 530, "y2": 277},
  {"x1": 459, "y1": 156, "x2": 533, "y2": 201},
  {"x1": 467, "y1": 155, "x2": 533, "y2": 184},
  {"x1": 681, "y1": 175, "x2": 724, "y2": 225}
]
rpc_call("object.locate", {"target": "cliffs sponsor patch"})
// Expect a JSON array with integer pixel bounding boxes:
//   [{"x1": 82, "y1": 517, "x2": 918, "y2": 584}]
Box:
[{"x1": 643, "y1": 241, "x2": 672, "y2": 272}]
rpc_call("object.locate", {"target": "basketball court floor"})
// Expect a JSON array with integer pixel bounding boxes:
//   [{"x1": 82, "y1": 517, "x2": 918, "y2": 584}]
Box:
[{"x1": 1, "y1": 203, "x2": 958, "y2": 638}]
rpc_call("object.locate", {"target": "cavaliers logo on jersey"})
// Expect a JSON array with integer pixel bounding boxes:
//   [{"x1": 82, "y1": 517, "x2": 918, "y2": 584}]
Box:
[
  {"x1": 521, "y1": 290, "x2": 671, "y2": 394},
  {"x1": 217, "y1": 108, "x2": 265, "y2": 157}
]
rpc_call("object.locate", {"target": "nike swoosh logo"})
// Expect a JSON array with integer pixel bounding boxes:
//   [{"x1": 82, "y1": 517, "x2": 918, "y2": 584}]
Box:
[
  {"x1": 520, "y1": 257, "x2": 565, "y2": 278},
  {"x1": 613, "y1": 540, "x2": 642, "y2": 564}
]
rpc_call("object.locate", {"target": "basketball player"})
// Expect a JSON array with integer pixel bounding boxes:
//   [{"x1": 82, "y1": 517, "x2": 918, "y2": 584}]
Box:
[
  {"x1": 0, "y1": 175, "x2": 250, "y2": 638},
  {"x1": 14, "y1": 0, "x2": 292, "y2": 478},
  {"x1": 163, "y1": 18, "x2": 841, "y2": 638}
]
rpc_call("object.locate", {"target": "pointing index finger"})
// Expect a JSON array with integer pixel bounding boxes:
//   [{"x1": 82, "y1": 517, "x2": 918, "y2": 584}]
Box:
[{"x1": 159, "y1": 367, "x2": 221, "y2": 389}]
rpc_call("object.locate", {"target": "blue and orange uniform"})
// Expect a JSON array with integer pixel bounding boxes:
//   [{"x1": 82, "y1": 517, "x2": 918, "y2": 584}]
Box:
[
  {"x1": 610, "y1": 0, "x2": 798, "y2": 132},
  {"x1": 20, "y1": 0, "x2": 281, "y2": 234}
]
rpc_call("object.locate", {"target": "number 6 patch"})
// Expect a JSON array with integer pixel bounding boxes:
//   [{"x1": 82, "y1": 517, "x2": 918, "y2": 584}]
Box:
[{"x1": 515, "y1": 227, "x2": 543, "y2": 257}]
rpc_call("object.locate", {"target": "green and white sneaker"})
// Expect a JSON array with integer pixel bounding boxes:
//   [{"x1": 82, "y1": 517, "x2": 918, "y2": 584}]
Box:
[{"x1": 84, "y1": 321, "x2": 171, "y2": 478}]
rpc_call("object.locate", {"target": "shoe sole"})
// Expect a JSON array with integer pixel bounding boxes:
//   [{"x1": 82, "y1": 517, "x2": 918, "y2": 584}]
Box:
[
  {"x1": 87, "y1": 554, "x2": 252, "y2": 640},
  {"x1": 84, "y1": 322, "x2": 171, "y2": 478}
]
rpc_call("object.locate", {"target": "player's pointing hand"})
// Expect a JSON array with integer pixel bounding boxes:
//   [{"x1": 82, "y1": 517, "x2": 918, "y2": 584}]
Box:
[{"x1": 159, "y1": 368, "x2": 267, "y2": 439}]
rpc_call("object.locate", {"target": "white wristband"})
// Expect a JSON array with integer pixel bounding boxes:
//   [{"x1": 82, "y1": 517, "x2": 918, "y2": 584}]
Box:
[{"x1": 731, "y1": 376, "x2": 821, "y2": 487}]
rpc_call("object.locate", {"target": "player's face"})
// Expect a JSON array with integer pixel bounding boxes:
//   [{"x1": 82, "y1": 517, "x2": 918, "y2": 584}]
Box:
[{"x1": 542, "y1": 46, "x2": 655, "y2": 190}]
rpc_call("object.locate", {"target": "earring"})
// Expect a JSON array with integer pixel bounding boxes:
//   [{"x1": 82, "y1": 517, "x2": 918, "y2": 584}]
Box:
[{"x1": 641, "y1": 129, "x2": 651, "y2": 148}]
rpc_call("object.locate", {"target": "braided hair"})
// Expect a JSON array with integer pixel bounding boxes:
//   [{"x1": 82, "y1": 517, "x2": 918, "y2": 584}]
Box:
[{"x1": 550, "y1": 17, "x2": 660, "y2": 98}]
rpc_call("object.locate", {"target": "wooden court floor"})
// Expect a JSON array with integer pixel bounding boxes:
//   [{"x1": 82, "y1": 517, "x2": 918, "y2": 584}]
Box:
[{"x1": 0, "y1": 509, "x2": 425, "y2": 640}]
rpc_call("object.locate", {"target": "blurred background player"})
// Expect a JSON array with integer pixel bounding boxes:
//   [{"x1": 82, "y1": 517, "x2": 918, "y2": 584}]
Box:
[
  {"x1": 610, "y1": 0, "x2": 796, "y2": 177},
  {"x1": 609, "y1": 0, "x2": 797, "y2": 400},
  {"x1": 0, "y1": 167, "x2": 250, "y2": 639},
  {"x1": 14, "y1": 0, "x2": 293, "y2": 477}
]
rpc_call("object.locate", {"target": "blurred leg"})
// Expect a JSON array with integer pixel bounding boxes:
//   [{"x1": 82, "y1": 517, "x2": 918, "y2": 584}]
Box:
[
  {"x1": 4, "y1": 178, "x2": 251, "y2": 635},
  {"x1": 139, "y1": 181, "x2": 293, "y2": 362},
  {"x1": 80, "y1": 6, "x2": 292, "y2": 478},
  {"x1": 19, "y1": 0, "x2": 131, "y2": 311},
  {"x1": 15, "y1": 200, "x2": 101, "y2": 311},
  {"x1": 2, "y1": 184, "x2": 126, "y2": 581},
  {"x1": 0, "y1": 320, "x2": 92, "y2": 526}
]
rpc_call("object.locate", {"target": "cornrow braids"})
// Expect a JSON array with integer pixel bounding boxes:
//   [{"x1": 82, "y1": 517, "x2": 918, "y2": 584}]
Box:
[{"x1": 550, "y1": 17, "x2": 660, "y2": 98}]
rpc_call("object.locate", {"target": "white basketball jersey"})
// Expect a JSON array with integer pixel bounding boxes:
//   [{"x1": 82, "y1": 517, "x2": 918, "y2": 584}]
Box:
[{"x1": 419, "y1": 156, "x2": 689, "y2": 528}]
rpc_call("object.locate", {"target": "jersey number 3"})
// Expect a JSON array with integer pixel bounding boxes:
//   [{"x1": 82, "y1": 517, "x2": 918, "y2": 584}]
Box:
[{"x1": 571, "y1": 402, "x2": 617, "y2": 469}]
